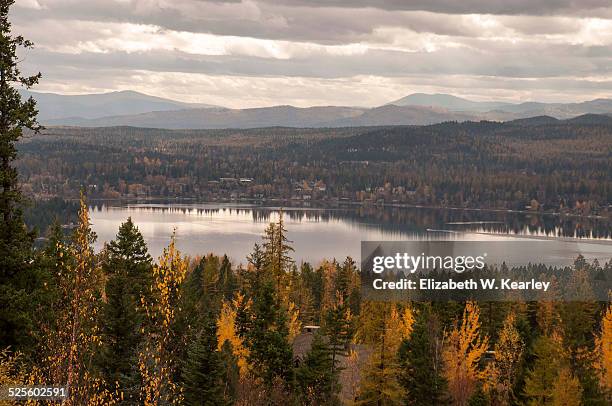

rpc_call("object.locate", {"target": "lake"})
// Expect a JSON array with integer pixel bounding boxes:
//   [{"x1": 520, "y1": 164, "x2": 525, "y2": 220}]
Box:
[{"x1": 89, "y1": 203, "x2": 612, "y2": 266}]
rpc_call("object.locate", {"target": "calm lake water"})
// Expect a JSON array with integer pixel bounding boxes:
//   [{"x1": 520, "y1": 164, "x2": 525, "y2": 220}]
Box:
[{"x1": 89, "y1": 203, "x2": 612, "y2": 266}]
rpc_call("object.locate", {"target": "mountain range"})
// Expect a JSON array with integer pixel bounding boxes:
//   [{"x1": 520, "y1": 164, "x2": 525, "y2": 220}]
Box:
[
  {"x1": 20, "y1": 90, "x2": 217, "y2": 122},
  {"x1": 24, "y1": 90, "x2": 612, "y2": 129}
]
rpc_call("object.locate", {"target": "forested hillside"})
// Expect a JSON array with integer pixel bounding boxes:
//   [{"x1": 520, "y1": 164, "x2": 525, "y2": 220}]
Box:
[
  {"x1": 18, "y1": 120, "x2": 612, "y2": 217},
  {"x1": 4, "y1": 198, "x2": 612, "y2": 405}
]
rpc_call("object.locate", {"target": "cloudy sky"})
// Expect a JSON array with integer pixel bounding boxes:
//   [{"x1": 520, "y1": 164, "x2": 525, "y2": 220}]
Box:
[{"x1": 11, "y1": 0, "x2": 612, "y2": 108}]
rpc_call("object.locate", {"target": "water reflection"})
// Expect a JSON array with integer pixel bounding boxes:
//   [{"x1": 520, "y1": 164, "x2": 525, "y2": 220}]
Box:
[{"x1": 88, "y1": 203, "x2": 612, "y2": 265}]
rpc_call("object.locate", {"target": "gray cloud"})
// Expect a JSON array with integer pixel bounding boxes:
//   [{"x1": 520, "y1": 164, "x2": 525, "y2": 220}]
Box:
[
  {"x1": 11, "y1": 0, "x2": 612, "y2": 106},
  {"x1": 259, "y1": 0, "x2": 612, "y2": 15}
]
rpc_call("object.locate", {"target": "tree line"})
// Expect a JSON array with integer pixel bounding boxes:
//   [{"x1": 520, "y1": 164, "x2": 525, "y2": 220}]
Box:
[{"x1": 17, "y1": 116, "x2": 612, "y2": 217}]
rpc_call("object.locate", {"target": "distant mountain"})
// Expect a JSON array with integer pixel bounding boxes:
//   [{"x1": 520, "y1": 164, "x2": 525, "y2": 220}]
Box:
[
  {"x1": 387, "y1": 93, "x2": 511, "y2": 112},
  {"x1": 22, "y1": 90, "x2": 218, "y2": 121},
  {"x1": 389, "y1": 93, "x2": 612, "y2": 120},
  {"x1": 328, "y1": 105, "x2": 475, "y2": 127},
  {"x1": 565, "y1": 113, "x2": 612, "y2": 125},
  {"x1": 45, "y1": 104, "x2": 478, "y2": 129},
  {"x1": 33, "y1": 89, "x2": 612, "y2": 129}
]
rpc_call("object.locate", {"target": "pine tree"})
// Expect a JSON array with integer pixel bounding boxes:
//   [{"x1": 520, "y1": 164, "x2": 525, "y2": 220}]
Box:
[
  {"x1": 322, "y1": 289, "x2": 353, "y2": 396},
  {"x1": 262, "y1": 210, "x2": 294, "y2": 300},
  {"x1": 0, "y1": 0, "x2": 43, "y2": 351},
  {"x1": 100, "y1": 217, "x2": 153, "y2": 400},
  {"x1": 234, "y1": 222, "x2": 295, "y2": 392},
  {"x1": 442, "y1": 301, "x2": 489, "y2": 406},
  {"x1": 219, "y1": 254, "x2": 237, "y2": 300},
  {"x1": 295, "y1": 333, "x2": 340, "y2": 405},
  {"x1": 237, "y1": 278, "x2": 293, "y2": 389},
  {"x1": 398, "y1": 305, "x2": 447, "y2": 405},
  {"x1": 219, "y1": 340, "x2": 240, "y2": 401},
  {"x1": 182, "y1": 318, "x2": 232, "y2": 406}
]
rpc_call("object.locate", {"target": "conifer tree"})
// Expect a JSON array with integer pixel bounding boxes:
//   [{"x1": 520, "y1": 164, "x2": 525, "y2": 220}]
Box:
[
  {"x1": 262, "y1": 210, "x2": 294, "y2": 299},
  {"x1": 550, "y1": 367, "x2": 583, "y2": 406},
  {"x1": 356, "y1": 303, "x2": 414, "y2": 405},
  {"x1": 235, "y1": 220, "x2": 295, "y2": 392},
  {"x1": 483, "y1": 311, "x2": 524, "y2": 405},
  {"x1": 237, "y1": 278, "x2": 293, "y2": 389},
  {"x1": 182, "y1": 318, "x2": 232, "y2": 406},
  {"x1": 442, "y1": 301, "x2": 489, "y2": 406},
  {"x1": 398, "y1": 305, "x2": 447, "y2": 405},
  {"x1": 0, "y1": 0, "x2": 43, "y2": 351},
  {"x1": 322, "y1": 289, "x2": 354, "y2": 395},
  {"x1": 219, "y1": 254, "x2": 237, "y2": 300},
  {"x1": 523, "y1": 331, "x2": 569, "y2": 405},
  {"x1": 219, "y1": 340, "x2": 240, "y2": 401},
  {"x1": 295, "y1": 333, "x2": 340, "y2": 405},
  {"x1": 100, "y1": 217, "x2": 153, "y2": 400}
]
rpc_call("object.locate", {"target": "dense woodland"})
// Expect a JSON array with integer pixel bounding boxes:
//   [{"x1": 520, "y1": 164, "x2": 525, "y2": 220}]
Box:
[
  {"x1": 3, "y1": 197, "x2": 612, "y2": 405},
  {"x1": 0, "y1": 1, "x2": 611, "y2": 405},
  {"x1": 17, "y1": 119, "x2": 612, "y2": 218}
]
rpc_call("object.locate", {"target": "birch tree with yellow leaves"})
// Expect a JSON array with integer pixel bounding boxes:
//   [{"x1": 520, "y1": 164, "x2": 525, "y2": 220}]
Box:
[
  {"x1": 217, "y1": 295, "x2": 250, "y2": 377},
  {"x1": 35, "y1": 194, "x2": 119, "y2": 405},
  {"x1": 138, "y1": 236, "x2": 188, "y2": 406},
  {"x1": 442, "y1": 301, "x2": 489, "y2": 406}
]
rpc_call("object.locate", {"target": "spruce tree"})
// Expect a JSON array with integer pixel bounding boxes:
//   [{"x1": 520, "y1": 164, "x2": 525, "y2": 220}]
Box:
[
  {"x1": 0, "y1": 0, "x2": 43, "y2": 351},
  {"x1": 237, "y1": 277, "x2": 293, "y2": 388},
  {"x1": 295, "y1": 333, "x2": 340, "y2": 405},
  {"x1": 219, "y1": 340, "x2": 239, "y2": 402},
  {"x1": 262, "y1": 210, "x2": 294, "y2": 298},
  {"x1": 219, "y1": 254, "x2": 237, "y2": 300},
  {"x1": 182, "y1": 318, "x2": 232, "y2": 406},
  {"x1": 100, "y1": 217, "x2": 152, "y2": 398},
  {"x1": 398, "y1": 306, "x2": 447, "y2": 405}
]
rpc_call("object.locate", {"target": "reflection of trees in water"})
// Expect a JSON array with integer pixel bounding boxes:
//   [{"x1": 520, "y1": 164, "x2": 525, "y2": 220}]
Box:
[{"x1": 90, "y1": 203, "x2": 612, "y2": 240}]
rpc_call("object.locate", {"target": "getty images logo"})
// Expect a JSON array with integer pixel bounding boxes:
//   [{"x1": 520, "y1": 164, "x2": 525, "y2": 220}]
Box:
[{"x1": 372, "y1": 252, "x2": 488, "y2": 274}]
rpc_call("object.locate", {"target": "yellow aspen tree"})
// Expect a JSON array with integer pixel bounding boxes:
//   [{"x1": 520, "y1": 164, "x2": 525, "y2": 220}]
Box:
[
  {"x1": 483, "y1": 311, "x2": 524, "y2": 405},
  {"x1": 217, "y1": 294, "x2": 250, "y2": 377},
  {"x1": 593, "y1": 303, "x2": 612, "y2": 400},
  {"x1": 442, "y1": 301, "x2": 489, "y2": 406},
  {"x1": 138, "y1": 235, "x2": 188, "y2": 406},
  {"x1": 287, "y1": 301, "x2": 302, "y2": 343},
  {"x1": 39, "y1": 193, "x2": 118, "y2": 405}
]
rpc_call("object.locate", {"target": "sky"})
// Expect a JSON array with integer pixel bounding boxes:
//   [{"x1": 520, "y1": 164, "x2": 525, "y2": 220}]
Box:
[{"x1": 11, "y1": 0, "x2": 612, "y2": 108}]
